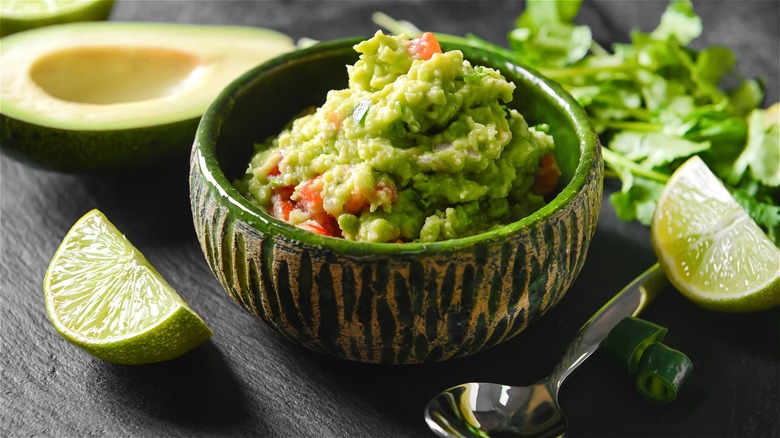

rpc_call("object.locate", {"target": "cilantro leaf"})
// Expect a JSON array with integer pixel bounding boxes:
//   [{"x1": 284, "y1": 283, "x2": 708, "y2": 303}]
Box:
[
  {"x1": 509, "y1": 0, "x2": 591, "y2": 68},
  {"x1": 728, "y1": 78, "x2": 765, "y2": 117},
  {"x1": 609, "y1": 131, "x2": 710, "y2": 169},
  {"x1": 730, "y1": 104, "x2": 780, "y2": 187},
  {"x1": 732, "y1": 181, "x2": 780, "y2": 245},
  {"x1": 455, "y1": 66, "x2": 491, "y2": 83},
  {"x1": 609, "y1": 175, "x2": 666, "y2": 225},
  {"x1": 650, "y1": 0, "x2": 702, "y2": 45},
  {"x1": 352, "y1": 100, "x2": 372, "y2": 126}
]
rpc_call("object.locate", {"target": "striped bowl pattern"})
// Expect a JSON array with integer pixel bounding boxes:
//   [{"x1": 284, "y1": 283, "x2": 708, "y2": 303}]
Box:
[{"x1": 190, "y1": 149, "x2": 601, "y2": 364}]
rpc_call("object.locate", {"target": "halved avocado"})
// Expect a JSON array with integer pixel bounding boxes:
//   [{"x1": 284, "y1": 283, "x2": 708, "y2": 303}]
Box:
[{"x1": 0, "y1": 21, "x2": 294, "y2": 173}]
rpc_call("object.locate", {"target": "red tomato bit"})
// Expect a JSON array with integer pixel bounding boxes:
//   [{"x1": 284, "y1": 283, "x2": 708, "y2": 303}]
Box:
[
  {"x1": 408, "y1": 32, "x2": 442, "y2": 61},
  {"x1": 533, "y1": 153, "x2": 561, "y2": 197},
  {"x1": 271, "y1": 186, "x2": 296, "y2": 221},
  {"x1": 344, "y1": 192, "x2": 369, "y2": 215},
  {"x1": 343, "y1": 182, "x2": 398, "y2": 215},
  {"x1": 326, "y1": 111, "x2": 342, "y2": 130},
  {"x1": 295, "y1": 176, "x2": 342, "y2": 237},
  {"x1": 299, "y1": 220, "x2": 329, "y2": 236},
  {"x1": 267, "y1": 152, "x2": 284, "y2": 177},
  {"x1": 297, "y1": 176, "x2": 326, "y2": 215}
]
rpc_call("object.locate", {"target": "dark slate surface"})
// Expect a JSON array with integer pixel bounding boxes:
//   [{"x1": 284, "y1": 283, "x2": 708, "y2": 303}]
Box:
[{"x1": 2, "y1": 1, "x2": 778, "y2": 437}]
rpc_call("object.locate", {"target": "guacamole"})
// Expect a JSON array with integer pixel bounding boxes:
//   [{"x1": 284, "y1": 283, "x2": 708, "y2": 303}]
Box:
[{"x1": 236, "y1": 31, "x2": 559, "y2": 243}]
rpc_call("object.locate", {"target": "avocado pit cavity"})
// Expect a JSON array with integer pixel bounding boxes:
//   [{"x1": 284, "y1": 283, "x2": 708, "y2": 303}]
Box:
[
  {"x1": 29, "y1": 47, "x2": 202, "y2": 105},
  {"x1": 0, "y1": 22, "x2": 294, "y2": 172}
]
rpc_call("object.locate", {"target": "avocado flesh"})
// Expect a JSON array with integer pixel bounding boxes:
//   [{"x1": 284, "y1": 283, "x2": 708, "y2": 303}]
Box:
[
  {"x1": 29, "y1": 46, "x2": 202, "y2": 105},
  {"x1": 0, "y1": 22, "x2": 294, "y2": 172}
]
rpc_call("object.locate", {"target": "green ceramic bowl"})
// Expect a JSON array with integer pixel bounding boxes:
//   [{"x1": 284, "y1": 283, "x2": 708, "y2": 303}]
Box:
[{"x1": 189, "y1": 37, "x2": 603, "y2": 364}]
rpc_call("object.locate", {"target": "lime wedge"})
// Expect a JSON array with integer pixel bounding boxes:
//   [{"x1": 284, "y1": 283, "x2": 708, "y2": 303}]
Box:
[
  {"x1": 651, "y1": 156, "x2": 780, "y2": 312},
  {"x1": 0, "y1": 0, "x2": 114, "y2": 37},
  {"x1": 44, "y1": 209, "x2": 212, "y2": 364}
]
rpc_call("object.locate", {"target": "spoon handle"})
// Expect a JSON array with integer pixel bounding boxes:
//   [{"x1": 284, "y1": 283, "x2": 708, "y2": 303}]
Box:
[{"x1": 550, "y1": 263, "x2": 667, "y2": 389}]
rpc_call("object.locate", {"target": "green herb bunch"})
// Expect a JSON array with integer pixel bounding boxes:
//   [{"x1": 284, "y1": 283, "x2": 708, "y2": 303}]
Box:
[{"x1": 376, "y1": 0, "x2": 779, "y2": 245}]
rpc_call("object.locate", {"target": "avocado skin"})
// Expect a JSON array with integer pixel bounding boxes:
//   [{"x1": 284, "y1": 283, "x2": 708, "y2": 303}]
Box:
[
  {"x1": 0, "y1": 0, "x2": 115, "y2": 38},
  {"x1": 0, "y1": 113, "x2": 199, "y2": 174}
]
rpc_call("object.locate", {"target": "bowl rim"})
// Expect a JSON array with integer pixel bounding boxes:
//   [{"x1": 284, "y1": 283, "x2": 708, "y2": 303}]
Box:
[{"x1": 192, "y1": 36, "x2": 600, "y2": 256}]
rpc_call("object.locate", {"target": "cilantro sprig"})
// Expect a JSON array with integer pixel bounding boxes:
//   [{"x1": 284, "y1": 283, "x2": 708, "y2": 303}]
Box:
[
  {"x1": 512, "y1": 0, "x2": 778, "y2": 245},
  {"x1": 374, "y1": 0, "x2": 779, "y2": 245}
]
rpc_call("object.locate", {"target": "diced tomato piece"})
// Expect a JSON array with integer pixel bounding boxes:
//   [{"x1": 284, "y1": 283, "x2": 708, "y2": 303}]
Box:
[
  {"x1": 272, "y1": 197, "x2": 295, "y2": 221},
  {"x1": 299, "y1": 220, "x2": 331, "y2": 236},
  {"x1": 344, "y1": 192, "x2": 369, "y2": 215},
  {"x1": 343, "y1": 182, "x2": 397, "y2": 215},
  {"x1": 324, "y1": 216, "x2": 342, "y2": 237},
  {"x1": 297, "y1": 177, "x2": 325, "y2": 214},
  {"x1": 294, "y1": 176, "x2": 342, "y2": 237},
  {"x1": 267, "y1": 152, "x2": 284, "y2": 177},
  {"x1": 270, "y1": 185, "x2": 296, "y2": 221},
  {"x1": 277, "y1": 185, "x2": 294, "y2": 199},
  {"x1": 326, "y1": 111, "x2": 342, "y2": 130},
  {"x1": 299, "y1": 219, "x2": 341, "y2": 237},
  {"x1": 378, "y1": 182, "x2": 397, "y2": 204},
  {"x1": 533, "y1": 153, "x2": 561, "y2": 196},
  {"x1": 408, "y1": 32, "x2": 442, "y2": 61},
  {"x1": 310, "y1": 211, "x2": 336, "y2": 232}
]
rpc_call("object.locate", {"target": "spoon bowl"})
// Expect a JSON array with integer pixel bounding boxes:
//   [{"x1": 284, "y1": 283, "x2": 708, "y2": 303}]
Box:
[
  {"x1": 427, "y1": 380, "x2": 564, "y2": 438},
  {"x1": 425, "y1": 264, "x2": 668, "y2": 437}
]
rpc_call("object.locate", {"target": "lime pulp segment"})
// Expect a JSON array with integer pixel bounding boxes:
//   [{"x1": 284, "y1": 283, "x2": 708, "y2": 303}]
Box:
[
  {"x1": 0, "y1": 0, "x2": 114, "y2": 37},
  {"x1": 44, "y1": 209, "x2": 212, "y2": 364},
  {"x1": 651, "y1": 156, "x2": 780, "y2": 312},
  {"x1": 2, "y1": 0, "x2": 97, "y2": 17}
]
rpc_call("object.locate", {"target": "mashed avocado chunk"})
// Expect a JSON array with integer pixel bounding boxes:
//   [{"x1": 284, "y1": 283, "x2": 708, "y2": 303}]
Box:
[{"x1": 236, "y1": 31, "x2": 558, "y2": 243}]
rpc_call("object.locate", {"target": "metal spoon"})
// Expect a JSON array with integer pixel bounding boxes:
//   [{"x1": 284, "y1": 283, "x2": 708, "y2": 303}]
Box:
[{"x1": 425, "y1": 263, "x2": 668, "y2": 438}]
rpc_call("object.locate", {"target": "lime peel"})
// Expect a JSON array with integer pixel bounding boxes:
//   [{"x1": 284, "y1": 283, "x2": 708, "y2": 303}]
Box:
[
  {"x1": 0, "y1": 0, "x2": 114, "y2": 37},
  {"x1": 44, "y1": 209, "x2": 212, "y2": 364},
  {"x1": 651, "y1": 156, "x2": 780, "y2": 312}
]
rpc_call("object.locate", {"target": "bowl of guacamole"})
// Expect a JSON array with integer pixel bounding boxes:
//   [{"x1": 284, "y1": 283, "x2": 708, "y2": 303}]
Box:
[
  {"x1": 235, "y1": 31, "x2": 559, "y2": 243},
  {"x1": 190, "y1": 32, "x2": 603, "y2": 363}
]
